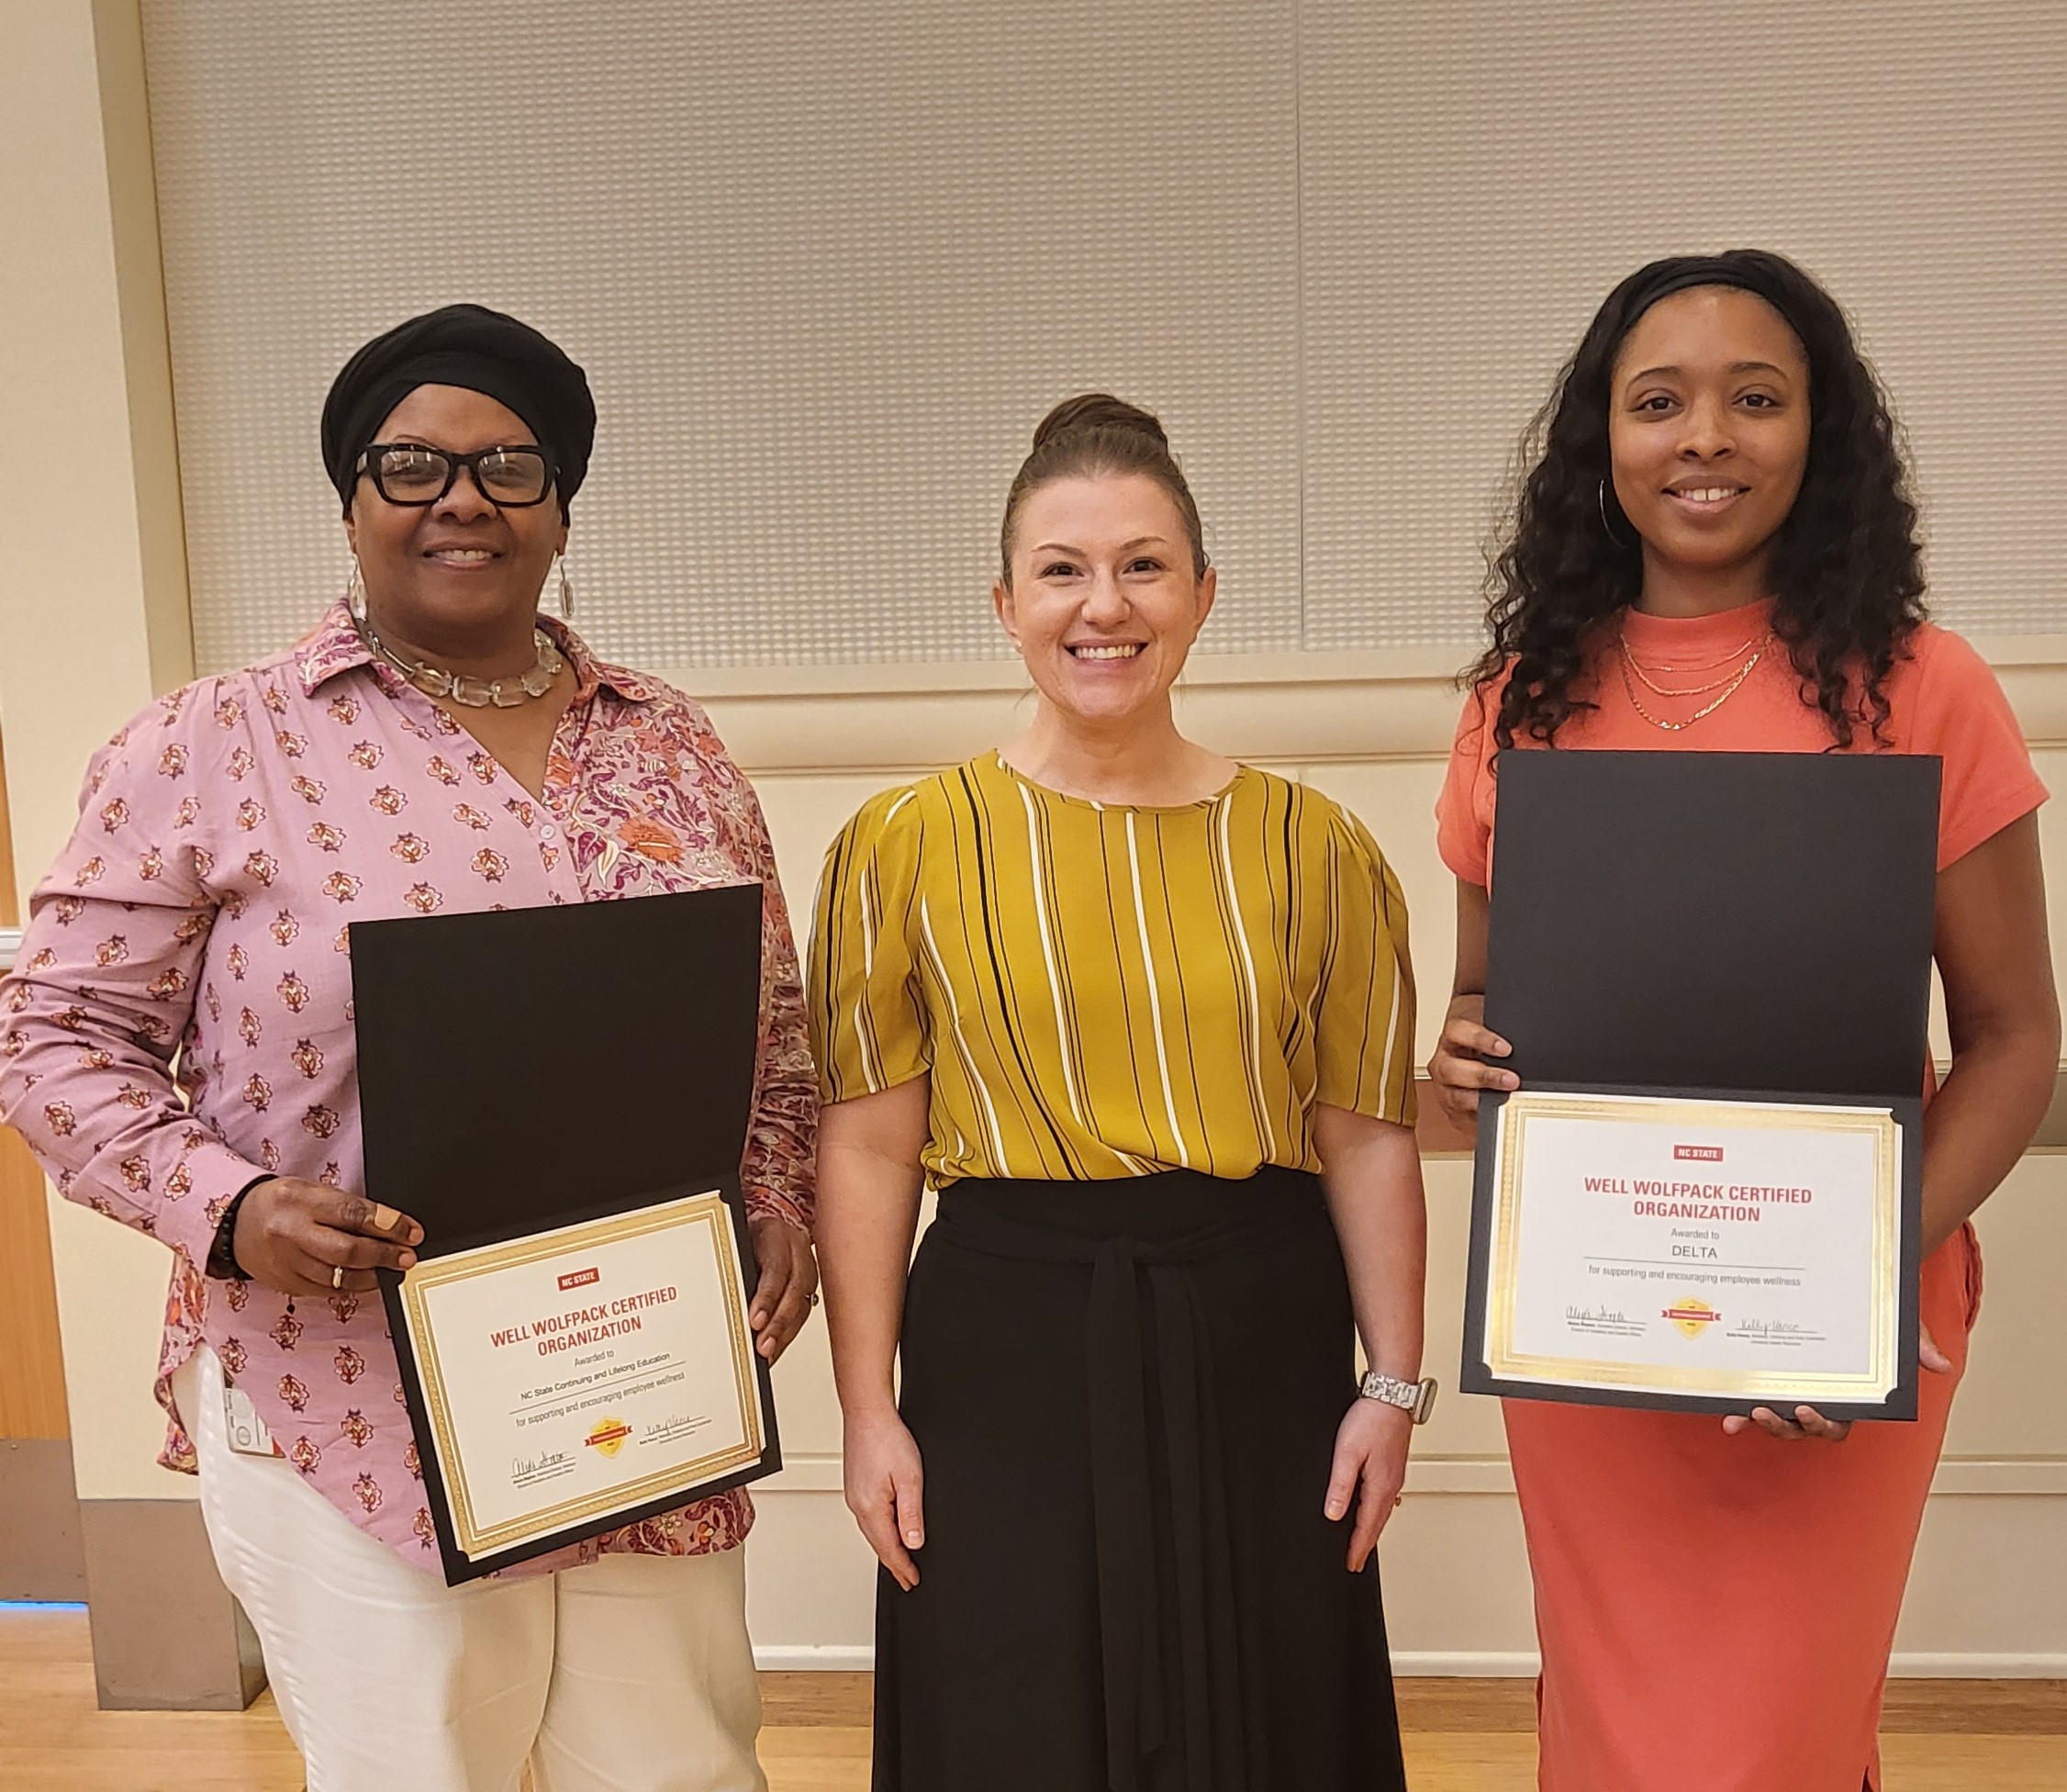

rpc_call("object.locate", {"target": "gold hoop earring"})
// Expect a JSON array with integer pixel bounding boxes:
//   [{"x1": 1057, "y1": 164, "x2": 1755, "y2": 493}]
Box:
[
  {"x1": 555, "y1": 557, "x2": 574, "y2": 622},
  {"x1": 346, "y1": 557, "x2": 368, "y2": 623}
]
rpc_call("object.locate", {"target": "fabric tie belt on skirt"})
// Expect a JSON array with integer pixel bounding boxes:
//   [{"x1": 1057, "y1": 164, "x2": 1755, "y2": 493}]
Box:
[{"x1": 933, "y1": 1170, "x2": 1331, "y2": 1792}]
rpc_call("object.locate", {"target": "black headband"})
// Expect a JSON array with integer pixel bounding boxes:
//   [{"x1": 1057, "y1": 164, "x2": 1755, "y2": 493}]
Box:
[
  {"x1": 320, "y1": 304, "x2": 595, "y2": 516},
  {"x1": 1617, "y1": 254, "x2": 1818, "y2": 361}
]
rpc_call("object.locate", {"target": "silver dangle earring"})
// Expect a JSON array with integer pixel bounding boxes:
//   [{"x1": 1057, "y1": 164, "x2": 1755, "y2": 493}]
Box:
[
  {"x1": 554, "y1": 556, "x2": 574, "y2": 622},
  {"x1": 1598, "y1": 479, "x2": 1629, "y2": 547},
  {"x1": 346, "y1": 556, "x2": 368, "y2": 623}
]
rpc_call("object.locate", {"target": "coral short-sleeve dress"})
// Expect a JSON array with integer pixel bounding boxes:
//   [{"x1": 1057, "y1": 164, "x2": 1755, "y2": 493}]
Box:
[{"x1": 1436, "y1": 600, "x2": 2047, "y2": 1792}]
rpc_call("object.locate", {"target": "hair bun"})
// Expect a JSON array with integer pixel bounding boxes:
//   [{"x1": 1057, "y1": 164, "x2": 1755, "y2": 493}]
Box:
[
  {"x1": 1031, "y1": 392, "x2": 1170, "y2": 454},
  {"x1": 1002, "y1": 392, "x2": 1205, "y2": 577}
]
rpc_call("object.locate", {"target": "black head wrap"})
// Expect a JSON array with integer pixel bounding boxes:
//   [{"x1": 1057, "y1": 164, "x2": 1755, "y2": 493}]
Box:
[
  {"x1": 1614, "y1": 252, "x2": 1820, "y2": 364},
  {"x1": 320, "y1": 303, "x2": 595, "y2": 518}
]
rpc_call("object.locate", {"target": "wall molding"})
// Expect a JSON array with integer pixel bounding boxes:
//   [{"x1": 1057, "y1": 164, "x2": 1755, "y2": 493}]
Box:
[
  {"x1": 757, "y1": 1450, "x2": 2067, "y2": 1500},
  {"x1": 678, "y1": 636, "x2": 2067, "y2": 776}
]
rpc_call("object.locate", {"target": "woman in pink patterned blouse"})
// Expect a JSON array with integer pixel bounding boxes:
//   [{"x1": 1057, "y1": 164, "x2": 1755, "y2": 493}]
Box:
[{"x1": 0, "y1": 305, "x2": 816, "y2": 1792}]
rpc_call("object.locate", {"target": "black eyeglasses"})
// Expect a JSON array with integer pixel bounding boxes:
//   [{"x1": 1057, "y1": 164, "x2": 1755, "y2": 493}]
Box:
[{"x1": 357, "y1": 442, "x2": 556, "y2": 508}]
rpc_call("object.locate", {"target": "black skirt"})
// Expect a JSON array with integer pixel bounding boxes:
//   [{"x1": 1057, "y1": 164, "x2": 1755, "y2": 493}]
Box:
[{"x1": 874, "y1": 1167, "x2": 1409, "y2": 1792}]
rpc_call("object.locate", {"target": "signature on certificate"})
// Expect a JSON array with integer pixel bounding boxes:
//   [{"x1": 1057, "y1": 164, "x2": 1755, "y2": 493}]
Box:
[
  {"x1": 511, "y1": 1449, "x2": 575, "y2": 1487},
  {"x1": 1562, "y1": 1304, "x2": 1646, "y2": 1338},
  {"x1": 1727, "y1": 1316, "x2": 1826, "y2": 1347},
  {"x1": 640, "y1": 1411, "x2": 713, "y2": 1447}
]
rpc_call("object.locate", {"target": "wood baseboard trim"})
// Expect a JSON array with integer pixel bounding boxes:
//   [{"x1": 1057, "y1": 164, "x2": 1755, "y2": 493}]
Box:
[{"x1": 754, "y1": 1667, "x2": 2067, "y2": 1735}]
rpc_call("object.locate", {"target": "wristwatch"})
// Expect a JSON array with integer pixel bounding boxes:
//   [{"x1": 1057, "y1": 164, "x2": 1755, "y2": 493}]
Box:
[{"x1": 1358, "y1": 1371, "x2": 1439, "y2": 1425}]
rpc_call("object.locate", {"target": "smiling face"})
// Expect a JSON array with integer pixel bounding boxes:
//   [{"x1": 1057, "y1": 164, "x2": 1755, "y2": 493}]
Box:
[
  {"x1": 343, "y1": 384, "x2": 567, "y2": 655},
  {"x1": 1607, "y1": 286, "x2": 1812, "y2": 590},
  {"x1": 993, "y1": 473, "x2": 1216, "y2": 732}
]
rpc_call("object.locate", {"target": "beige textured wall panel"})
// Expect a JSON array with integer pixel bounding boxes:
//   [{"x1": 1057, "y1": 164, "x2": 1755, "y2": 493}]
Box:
[
  {"x1": 1949, "y1": 1156, "x2": 2067, "y2": 1460},
  {"x1": 765, "y1": 1297, "x2": 844, "y2": 1461},
  {"x1": 740, "y1": 736, "x2": 2061, "y2": 1665},
  {"x1": 1299, "y1": 0, "x2": 2067, "y2": 648},
  {"x1": 144, "y1": 4, "x2": 2065, "y2": 673},
  {"x1": 2034, "y1": 747, "x2": 2067, "y2": 1012},
  {"x1": 1300, "y1": 759, "x2": 1459, "y2": 1065},
  {"x1": 1895, "y1": 1493, "x2": 2067, "y2": 1670},
  {"x1": 140, "y1": 0, "x2": 1304, "y2": 673},
  {"x1": 744, "y1": 1480, "x2": 880, "y2": 1667},
  {"x1": 1415, "y1": 1157, "x2": 1513, "y2": 1458},
  {"x1": 1370, "y1": 1493, "x2": 1539, "y2": 1667},
  {"x1": 753, "y1": 772, "x2": 911, "y2": 943}
]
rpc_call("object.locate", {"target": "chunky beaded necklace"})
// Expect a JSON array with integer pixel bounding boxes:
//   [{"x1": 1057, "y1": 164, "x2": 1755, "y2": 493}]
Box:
[{"x1": 360, "y1": 619, "x2": 566, "y2": 709}]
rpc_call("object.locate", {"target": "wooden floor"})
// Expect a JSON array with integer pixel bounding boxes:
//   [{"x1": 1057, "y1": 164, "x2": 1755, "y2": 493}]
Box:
[{"x1": 4, "y1": 1610, "x2": 2062, "y2": 1790}]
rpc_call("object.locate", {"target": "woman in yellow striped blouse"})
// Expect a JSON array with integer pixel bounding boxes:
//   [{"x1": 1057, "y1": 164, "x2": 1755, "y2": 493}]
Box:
[{"x1": 810, "y1": 395, "x2": 1427, "y2": 1792}]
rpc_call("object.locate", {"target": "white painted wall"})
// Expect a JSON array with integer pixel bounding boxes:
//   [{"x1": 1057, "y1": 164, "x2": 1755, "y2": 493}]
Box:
[{"x1": 0, "y1": 0, "x2": 197, "y2": 1504}]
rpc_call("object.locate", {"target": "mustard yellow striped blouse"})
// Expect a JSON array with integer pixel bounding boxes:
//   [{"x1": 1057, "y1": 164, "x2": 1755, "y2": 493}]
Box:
[{"x1": 808, "y1": 753, "x2": 1415, "y2": 1185}]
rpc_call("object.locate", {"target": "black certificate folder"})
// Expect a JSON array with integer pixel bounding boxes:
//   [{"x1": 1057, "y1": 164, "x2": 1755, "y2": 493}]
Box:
[
  {"x1": 352, "y1": 883, "x2": 782, "y2": 1582},
  {"x1": 1461, "y1": 751, "x2": 1940, "y2": 1421}
]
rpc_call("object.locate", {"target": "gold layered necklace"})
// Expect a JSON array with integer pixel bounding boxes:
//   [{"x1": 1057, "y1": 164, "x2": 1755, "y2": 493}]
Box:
[{"x1": 1615, "y1": 627, "x2": 1772, "y2": 732}]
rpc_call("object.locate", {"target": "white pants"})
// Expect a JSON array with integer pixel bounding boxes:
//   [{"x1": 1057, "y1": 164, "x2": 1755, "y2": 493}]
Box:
[{"x1": 174, "y1": 1347, "x2": 767, "y2": 1792}]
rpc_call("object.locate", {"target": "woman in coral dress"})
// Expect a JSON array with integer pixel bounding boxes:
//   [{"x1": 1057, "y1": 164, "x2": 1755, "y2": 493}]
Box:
[{"x1": 1430, "y1": 251, "x2": 2058, "y2": 1792}]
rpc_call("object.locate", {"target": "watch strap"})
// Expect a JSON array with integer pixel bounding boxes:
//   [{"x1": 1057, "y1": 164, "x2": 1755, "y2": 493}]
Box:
[{"x1": 1358, "y1": 1370, "x2": 1438, "y2": 1425}]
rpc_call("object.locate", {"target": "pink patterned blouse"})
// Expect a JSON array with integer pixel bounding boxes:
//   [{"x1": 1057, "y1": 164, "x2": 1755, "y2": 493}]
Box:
[{"x1": 0, "y1": 602, "x2": 816, "y2": 1570}]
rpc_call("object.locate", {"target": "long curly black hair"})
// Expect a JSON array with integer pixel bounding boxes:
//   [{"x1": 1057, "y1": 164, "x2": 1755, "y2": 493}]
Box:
[{"x1": 1469, "y1": 250, "x2": 1926, "y2": 748}]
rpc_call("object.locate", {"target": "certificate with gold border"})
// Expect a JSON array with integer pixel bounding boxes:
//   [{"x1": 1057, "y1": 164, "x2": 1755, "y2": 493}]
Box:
[
  {"x1": 1460, "y1": 1087, "x2": 1922, "y2": 1420},
  {"x1": 352, "y1": 887, "x2": 782, "y2": 1585},
  {"x1": 388, "y1": 1184, "x2": 777, "y2": 1581}
]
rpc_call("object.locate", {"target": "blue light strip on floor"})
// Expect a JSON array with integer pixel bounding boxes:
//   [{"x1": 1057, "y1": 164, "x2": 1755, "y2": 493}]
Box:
[{"x1": 0, "y1": 1600, "x2": 85, "y2": 1611}]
